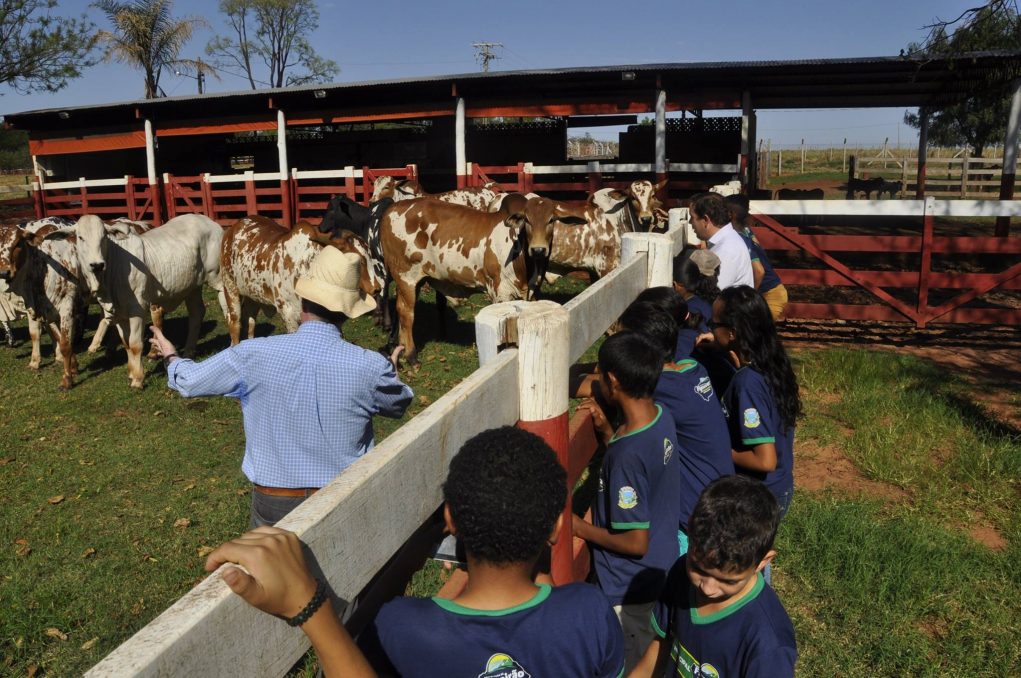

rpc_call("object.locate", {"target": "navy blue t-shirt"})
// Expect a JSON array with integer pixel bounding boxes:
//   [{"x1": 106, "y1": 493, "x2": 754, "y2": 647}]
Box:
[
  {"x1": 364, "y1": 583, "x2": 625, "y2": 677},
  {"x1": 676, "y1": 296, "x2": 712, "y2": 361},
  {"x1": 721, "y1": 367, "x2": 794, "y2": 504},
  {"x1": 652, "y1": 557, "x2": 797, "y2": 678},
  {"x1": 592, "y1": 405, "x2": 681, "y2": 605},
  {"x1": 739, "y1": 232, "x2": 782, "y2": 294},
  {"x1": 654, "y1": 361, "x2": 735, "y2": 529}
]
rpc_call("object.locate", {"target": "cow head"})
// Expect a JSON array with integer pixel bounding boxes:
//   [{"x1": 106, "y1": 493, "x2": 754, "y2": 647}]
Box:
[
  {"x1": 627, "y1": 179, "x2": 668, "y2": 231},
  {"x1": 74, "y1": 215, "x2": 111, "y2": 293},
  {"x1": 370, "y1": 176, "x2": 422, "y2": 203},
  {"x1": 506, "y1": 196, "x2": 587, "y2": 297},
  {"x1": 0, "y1": 225, "x2": 28, "y2": 282}
]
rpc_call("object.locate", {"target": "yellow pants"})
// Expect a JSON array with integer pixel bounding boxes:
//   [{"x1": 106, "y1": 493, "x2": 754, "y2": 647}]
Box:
[{"x1": 762, "y1": 284, "x2": 788, "y2": 322}]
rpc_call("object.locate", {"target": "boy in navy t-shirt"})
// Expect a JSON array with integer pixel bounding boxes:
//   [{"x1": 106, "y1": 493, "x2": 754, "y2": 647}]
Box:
[
  {"x1": 573, "y1": 331, "x2": 681, "y2": 671},
  {"x1": 631, "y1": 475, "x2": 797, "y2": 678},
  {"x1": 205, "y1": 427, "x2": 625, "y2": 678},
  {"x1": 617, "y1": 302, "x2": 734, "y2": 555}
]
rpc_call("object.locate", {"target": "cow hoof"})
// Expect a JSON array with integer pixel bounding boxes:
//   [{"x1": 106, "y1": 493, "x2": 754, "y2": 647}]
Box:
[
  {"x1": 27, "y1": 363, "x2": 40, "y2": 371},
  {"x1": 130, "y1": 380, "x2": 144, "y2": 390},
  {"x1": 59, "y1": 380, "x2": 72, "y2": 391}
]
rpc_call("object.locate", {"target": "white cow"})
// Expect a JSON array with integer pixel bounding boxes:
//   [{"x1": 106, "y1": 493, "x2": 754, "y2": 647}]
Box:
[
  {"x1": 370, "y1": 175, "x2": 503, "y2": 210},
  {"x1": 75, "y1": 213, "x2": 224, "y2": 388}
]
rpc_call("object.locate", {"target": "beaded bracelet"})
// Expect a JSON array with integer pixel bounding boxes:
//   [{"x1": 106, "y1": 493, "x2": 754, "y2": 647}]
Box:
[{"x1": 285, "y1": 578, "x2": 328, "y2": 627}]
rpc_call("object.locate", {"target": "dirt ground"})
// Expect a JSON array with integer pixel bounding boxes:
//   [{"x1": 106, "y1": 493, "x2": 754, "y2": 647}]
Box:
[{"x1": 782, "y1": 319, "x2": 1019, "y2": 551}]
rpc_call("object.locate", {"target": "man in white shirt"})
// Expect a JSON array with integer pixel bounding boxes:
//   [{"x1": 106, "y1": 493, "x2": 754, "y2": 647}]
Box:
[{"x1": 689, "y1": 193, "x2": 754, "y2": 290}]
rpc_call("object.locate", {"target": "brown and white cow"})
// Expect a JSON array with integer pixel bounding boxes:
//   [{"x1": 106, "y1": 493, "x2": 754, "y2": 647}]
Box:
[
  {"x1": 0, "y1": 223, "x2": 87, "y2": 389},
  {"x1": 380, "y1": 196, "x2": 580, "y2": 364},
  {"x1": 621, "y1": 179, "x2": 669, "y2": 231},
  {"x1": 220, "y1": 216, "x2": 382, "y2": 345},
  {"x1": 370, "y1": 175, "x2": 504, "y2": 211},
  {"x1": 75, "y1": 213, "x2": 224, "y2": 388}
]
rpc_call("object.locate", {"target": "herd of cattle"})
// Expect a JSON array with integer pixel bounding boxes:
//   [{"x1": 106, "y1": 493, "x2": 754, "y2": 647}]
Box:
[{"x1": 0, "y1": 177, "x2": 669, "y2": 390}]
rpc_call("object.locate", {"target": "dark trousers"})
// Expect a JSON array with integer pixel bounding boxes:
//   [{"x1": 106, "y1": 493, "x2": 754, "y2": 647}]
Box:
[{"x1": 249, "y1": 490, "x2": 312, "y2": 528}]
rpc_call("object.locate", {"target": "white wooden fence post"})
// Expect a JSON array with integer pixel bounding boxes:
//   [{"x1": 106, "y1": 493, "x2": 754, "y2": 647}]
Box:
[{"x1": 622, "y1": 231, "x2": 675, "y2": 287}]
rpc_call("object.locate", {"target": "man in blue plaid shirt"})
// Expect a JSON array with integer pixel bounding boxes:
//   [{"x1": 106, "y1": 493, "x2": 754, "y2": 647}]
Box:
[{"x1": 151, "y1": 247, "x2": 413, "y2": 527}]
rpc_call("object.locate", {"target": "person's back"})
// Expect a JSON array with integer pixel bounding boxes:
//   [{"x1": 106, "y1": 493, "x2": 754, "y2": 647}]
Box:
[{"x1": 632, "y1": 475, "x2": 797, "y2": 678}]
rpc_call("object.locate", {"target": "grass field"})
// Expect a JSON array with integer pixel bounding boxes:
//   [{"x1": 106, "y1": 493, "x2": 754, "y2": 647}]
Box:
[{"x1": 2, "y1": 282, "x2": 1020, "y2": 675}]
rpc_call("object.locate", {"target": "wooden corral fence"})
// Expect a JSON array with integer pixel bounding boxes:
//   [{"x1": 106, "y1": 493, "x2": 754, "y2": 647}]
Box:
[
  {"x1": 469, "y1": 160, "x2": 739, "y2": 204},
  {"x1": 291, "y1": 164, "x2": 418, "y2": 224},
  {"x1": 85, "y1": 226, "x2": 686, "y2": 677},
  {"x1": 31, "y1": 176, "x2": 163, "y2": 224},
  {"x1": 854, "y1": 155, "x2": 1021, "y2": 199},
  {"x1": 750, "y1": 198, "x2": 1021, "y2": 327}
]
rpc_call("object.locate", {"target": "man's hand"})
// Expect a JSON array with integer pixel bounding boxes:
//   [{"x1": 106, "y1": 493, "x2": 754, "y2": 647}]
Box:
[
  {"x1": 204, "y1": 526, "x2": 318, "y2": 619},
  {"x1": 149, "y1": 325, "x2": 178, "y2": 359},
  {"x1": 389, "y1": 345, "x2": 405, "y2": 371},
  {"x1": 578, "y1": 397, "x2": 614, "y2": 443}
]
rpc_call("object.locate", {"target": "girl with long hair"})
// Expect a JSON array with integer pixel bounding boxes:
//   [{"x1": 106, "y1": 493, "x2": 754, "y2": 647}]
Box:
[{"x1": 710, "y1": 285, "x2": 800, "y2": 519}]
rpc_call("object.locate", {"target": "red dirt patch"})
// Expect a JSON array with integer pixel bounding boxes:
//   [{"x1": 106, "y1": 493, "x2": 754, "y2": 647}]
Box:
[
  {"x1": 966, "y1": 524, "x2": 1008, "y2": 551},
  {"x1": 796, "y1": 441, "x2": 909, "y2": 503}
]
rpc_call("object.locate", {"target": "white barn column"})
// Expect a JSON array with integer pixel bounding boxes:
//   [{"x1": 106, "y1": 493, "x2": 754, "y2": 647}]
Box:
[
  {"x1": 143, "y1": 119, "x2": 163, "y2": 224},
  {"x1": 655, "y1": 89, "x2": 667, "y2": 177},
  {"x1": 996, "y1": 79, "x2": 1021, "y2": 236},
  {"x1": 455, "y1": 96, "x2": 467, "y2": 188},
  {"x1": 741, "y1": 90, "x2": 752, "y2": 189},
  {"x1": 277, "y1": 108, "x2": 293, "y2": 226}
]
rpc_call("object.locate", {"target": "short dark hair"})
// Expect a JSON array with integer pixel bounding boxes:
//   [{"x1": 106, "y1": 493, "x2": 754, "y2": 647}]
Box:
[
  {"x1": 634, "y1": 286, "x2": 688, "y2": 328},
  {"x1": 443, "y1": 427, "x2": 566, "y2": 565},
  {"x1": 300, "y1": 298, "x2": 349, "y2": 326},
  {"x1": 724, "y1": 194, "x2": 750, "y2": 228},
  {"x1": 690, "y1": 192, "x2": 730, "y2": 227},
  {"x1": 617, "y1": 301, "x2": 679, "y2": 364},
  {"x1": 687, "y1": 475, "x2": 780, "y2": 573},
  {"x1": 597, "y1": 331, "x2": 663, "y2": 399}
]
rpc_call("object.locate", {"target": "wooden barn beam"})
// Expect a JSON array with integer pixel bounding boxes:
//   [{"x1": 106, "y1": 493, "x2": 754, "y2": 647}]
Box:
[{"x1": 996, "y1": 78, "x2": 1021, "y2": 237}]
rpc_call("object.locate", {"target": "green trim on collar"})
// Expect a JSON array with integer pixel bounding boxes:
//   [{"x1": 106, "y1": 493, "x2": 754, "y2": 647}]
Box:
[
  {"x1": 611, "y1": 521, "x2": 650, "y2": 530},
  {"x1": 609, "y1": 405, "x2": 663, "y2": 443},
  {"x1": 742, "y1": 436, "x2": 775, "y2": 445},
  {"x1": 431, "y1": 583, "x2": 551, "y2": 617},
  {"x1": 664, "y1": 359, "x2": 698, "y2": 374},
  {"x1": 651, "y1": 610, "x2": 667, "y2": 638},
  {"x1": 690, "y1": 573, "x2": 764, "y2": 625}
]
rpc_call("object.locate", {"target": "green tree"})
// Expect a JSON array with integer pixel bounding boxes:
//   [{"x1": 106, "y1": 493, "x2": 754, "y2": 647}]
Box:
[
  {"x1": 94, "y1": 0, "x2": 205, "y2": 99},
  {"x1": 904, "y1": 1, "x2": 1021, "y2": 156},
  {"x1": 206, "y1": 0, "x2": 338, "y2": 89},
  {"x1": 0, "y1": 0, "x2": 97, "y2": 94}
]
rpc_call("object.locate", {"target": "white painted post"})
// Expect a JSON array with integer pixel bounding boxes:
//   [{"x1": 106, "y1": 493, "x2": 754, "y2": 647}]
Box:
[
  {"x1": 741, "y1": 90, "x2": 752, "y2": 187},
  {"x1": 144, "y1": 119, "x2": 157, "y2": 185},
  {"x1": 276, "y1": 109, "x2": 288, "y2": 181},
  {"x1": 655, "y1": 89, "x2": 667, "y2": 175},
  {"x1": 621, "y1": 231, "x2": 675, "y2": 287},
  {"x1": 455, "y1": 97, "x2": 466, "y2": 188}
]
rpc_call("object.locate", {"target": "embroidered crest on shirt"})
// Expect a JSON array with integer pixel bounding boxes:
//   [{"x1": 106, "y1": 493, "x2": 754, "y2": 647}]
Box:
[
  {"x1": 694, "y1": 376, "x2": 714, "y2": 402},
  {"x1": 478, "y1": 653, "x2": 531, "y2": 678},
  {"x1": 663, "y1": 438, "x2": 674, "y2": 465},
  {"x1": 743, "y1": 407, "x2": 761, "y2": 428},
  {"x1": 618, "y1": 485, "x2": 638, "y2": 509}
]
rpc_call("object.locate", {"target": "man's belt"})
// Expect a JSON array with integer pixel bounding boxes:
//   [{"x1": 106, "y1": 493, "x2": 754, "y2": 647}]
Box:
[{"x1": 253, "y1": 484, "x2": 319, "y2": 498}]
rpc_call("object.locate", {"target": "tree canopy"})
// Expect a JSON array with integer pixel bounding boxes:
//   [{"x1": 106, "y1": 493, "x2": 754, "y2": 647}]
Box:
[
  {"x1": 904, "y1": 0, "x2": 1021, "y2": 157},
  {"x1": 95, "y1": 0, "x2": 205, "y2": 99},
  {"x1": 206, "y1": 0, "x2": 338, "y2": 89},
  {"x1": 0, "y1": 0, "x2": 97, "y2": 94}
]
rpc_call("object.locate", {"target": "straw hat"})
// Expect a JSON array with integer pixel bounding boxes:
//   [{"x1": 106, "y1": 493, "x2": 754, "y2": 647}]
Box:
[
  {"x1": 689, "y1": 249, "x2": 721, "y2": 277},
  {"x1": 294, "y1": 246, "x2": 377, "y2": 318}
]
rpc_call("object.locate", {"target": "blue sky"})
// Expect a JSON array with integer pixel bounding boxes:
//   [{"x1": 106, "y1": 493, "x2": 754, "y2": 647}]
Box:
[{"x1": 0, "y1": 0, "x2": 988, "y2": 147}]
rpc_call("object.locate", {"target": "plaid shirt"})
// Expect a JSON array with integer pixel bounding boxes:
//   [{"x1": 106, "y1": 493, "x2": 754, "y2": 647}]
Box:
[{"x1": 167, "y1": 321, "x2": 412, "y2": 488}]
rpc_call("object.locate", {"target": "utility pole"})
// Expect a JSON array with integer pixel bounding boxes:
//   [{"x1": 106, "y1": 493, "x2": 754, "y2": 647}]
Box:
[{"x1": 472, "y1": 42, "x2": 503, "y2": 72}]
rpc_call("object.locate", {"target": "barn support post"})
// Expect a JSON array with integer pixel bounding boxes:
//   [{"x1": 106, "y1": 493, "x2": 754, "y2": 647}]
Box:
[
  {"x1": 741, "y1": 90, "x2": 752, "y2": 189},
  {"x1": 125, "y1": 175, "x2": 136, "y2": 220},
  {"x1": 996, "y1": 78, "x2": 1021, "y2": 237},
  {"x1": 277, "y1": 109, "x2": 292, "y2": 227},
  {"x1": 244, "y1": 170, "x2": 257, "y2": 214},
  {"x1": 455, "y1": 96, "x2": 466, "y2": 189},
  {"x1": 475, "y1": 300, "x2": 573, "y2": 584},
  {"x1": 916, "y1": 108, "x2": 928, "y2": 199},
  {"x1": 31, "y1": 155, "x2": 45, "y2": 218},
  {"x1": 144, "y1": 119, "x2": 163, "y2": 225},
  {"x1": 655, "y1": 88, "x2": 667, "y2": 193},
  {"x1": 588, "y1": 160, "x2": 602, "y2": 194},
  {"x1": 917, "y1": 196, "x2": 935, "y2": 328}
]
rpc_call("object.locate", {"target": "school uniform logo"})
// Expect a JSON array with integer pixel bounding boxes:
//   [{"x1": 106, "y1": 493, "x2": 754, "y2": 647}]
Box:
[
  {"x1": 743, "y1": 407, "x2": 761, "y2": 429},
  {"x1": 618, "y1": 486, "x2": 638, "y2": 509},
  {"x1": 663, "y1": 438, "x2": 674, "y2": 465},
  {"x1": 479, "y1": 653, "x2": 531, "y2": 678},
  {"x1": 694, "y1": 376, "x2": 714, "y2": 402}
]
